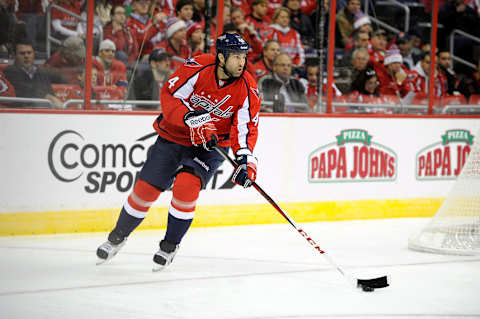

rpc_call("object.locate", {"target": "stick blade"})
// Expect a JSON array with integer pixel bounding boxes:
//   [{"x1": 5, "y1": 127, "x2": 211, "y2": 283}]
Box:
[{"x1": 357, "y1": 275, "x2": 390, "y2": 289}]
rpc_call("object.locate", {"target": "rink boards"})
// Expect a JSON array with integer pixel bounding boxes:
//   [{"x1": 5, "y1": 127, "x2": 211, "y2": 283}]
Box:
[{"x1": 0, "y1": 112, "x2": 479, "y2": 235}]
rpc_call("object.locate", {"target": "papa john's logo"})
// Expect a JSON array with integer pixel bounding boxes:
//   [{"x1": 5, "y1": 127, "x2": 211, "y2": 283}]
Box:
[
  {"x1": 308, "y1": 129, "x2": 397, "y2": 183},
  {"x1": 416, "y1": 129, "x2": 475, "y2": 180}
]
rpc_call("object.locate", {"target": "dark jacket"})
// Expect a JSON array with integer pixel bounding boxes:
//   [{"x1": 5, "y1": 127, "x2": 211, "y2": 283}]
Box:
[
  {"x1": 457, "y1": 71, "x2": 480, "y2": 100},
  {"x1": 128, "y1": 63, "x2": 168, "y2": 109},
  {"x1": 258, "y1": 73, "x2": 309, "y2": 112},
  {"x1": 3, "y1": 64, "x2": 54, "y2": 100}
]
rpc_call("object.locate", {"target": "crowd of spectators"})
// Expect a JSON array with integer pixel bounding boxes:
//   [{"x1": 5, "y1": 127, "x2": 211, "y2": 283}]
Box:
[{"x1": 0, "y1": 0, "x2": 479, "y2": 113}]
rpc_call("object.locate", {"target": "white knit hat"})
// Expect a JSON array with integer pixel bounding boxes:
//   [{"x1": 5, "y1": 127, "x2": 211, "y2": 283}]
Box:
[
  {"x1": 166, "y1": 18, "x2": 187, "y2": 39},
  {"x1": 384, "y1": 49, "x2": 403, "y2": 65},
  {"x1": 353, "y1": 13, "x2": 371, "y2": 29},
  {"x1": 99, "y1": 39, "x2": 116, "y2": 51}
]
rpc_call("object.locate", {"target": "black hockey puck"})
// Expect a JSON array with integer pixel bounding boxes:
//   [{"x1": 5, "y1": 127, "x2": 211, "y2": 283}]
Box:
[{"x1": 361, "y1": 286, "x2": 375, "y2": 292}]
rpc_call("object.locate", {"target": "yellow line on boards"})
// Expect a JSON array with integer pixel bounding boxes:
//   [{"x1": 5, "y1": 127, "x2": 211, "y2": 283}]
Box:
[{"x1": 0, "y1": 198, "x2": 444, "y2": 236}]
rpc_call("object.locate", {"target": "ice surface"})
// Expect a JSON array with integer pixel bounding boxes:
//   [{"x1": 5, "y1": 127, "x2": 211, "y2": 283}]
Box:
[{"x1": 0, "y1": 218, "x2": 479, "y2": 319}]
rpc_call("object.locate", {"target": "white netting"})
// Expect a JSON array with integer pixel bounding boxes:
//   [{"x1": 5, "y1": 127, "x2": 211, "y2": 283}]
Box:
[{"x1": 408, "y1": 129, "x2": 480, "y2": 255}]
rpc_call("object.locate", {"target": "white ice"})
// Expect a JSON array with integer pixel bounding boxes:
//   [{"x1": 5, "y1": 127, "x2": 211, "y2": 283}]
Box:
[{"x1": 0, "y1": 218, "x2": 479, "y2": 319}]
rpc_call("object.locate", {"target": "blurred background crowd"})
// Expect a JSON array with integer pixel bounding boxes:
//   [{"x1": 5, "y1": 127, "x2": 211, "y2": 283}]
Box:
[{"x1": 0, "y1": 0, "x2": 479, "y2": 114}]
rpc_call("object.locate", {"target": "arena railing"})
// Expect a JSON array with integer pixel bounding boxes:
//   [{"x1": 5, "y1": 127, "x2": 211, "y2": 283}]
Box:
[
  {"x1": 368, "y1": 16, "x2": 402, "y2": 35},
  {"x1": 45, "y1": 4, "x2": 103, "y2": 58},
  {"x1": 62, "y1": 99, "x2": 161, "y2": 110},
  {"x1": 442, "y1": 104, "x2": 480, "y2": 114},
  {"x1": 449, "y1": 29, "x2": 480, "y2": 70},
  {"x1": 1, "y1": 97, "x2": 477, "y2": 115},
  {"x1": 0, "y1": 97, "x2": 54, "y2": 108},
  {"x1": 260, "y1": 100, "x2": 433, "y2": 114},
  {"x1": 365, "y1": 0, "x2": 410, "y2": 33}
]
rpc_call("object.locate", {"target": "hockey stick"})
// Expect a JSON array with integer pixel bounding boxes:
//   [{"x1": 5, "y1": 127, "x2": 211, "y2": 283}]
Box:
[{"x1": 214, "y1": 146, "x2": 390, "y2": 291}]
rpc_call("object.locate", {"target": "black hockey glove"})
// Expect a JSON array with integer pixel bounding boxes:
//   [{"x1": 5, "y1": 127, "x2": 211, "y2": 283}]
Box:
[{"x1": 232, "y1": 154, "x2": 257, "y2": 188}]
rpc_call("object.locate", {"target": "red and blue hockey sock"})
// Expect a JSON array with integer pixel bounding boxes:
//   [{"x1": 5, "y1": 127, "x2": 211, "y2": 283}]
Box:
[
  {"x1": 164, "y1": 172, "x2": 201, "y2": 244},
  {"x1": 112, "y1": 178, "x2": 162, "y2": 239}
]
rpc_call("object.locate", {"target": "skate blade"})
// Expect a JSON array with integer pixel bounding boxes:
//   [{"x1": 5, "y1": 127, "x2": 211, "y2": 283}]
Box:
[
  {"x1": 152, "y1": 263, "x2": 166, "y2": 272},
  {"x1": 96, "y1": 258, "x2": 108, "y2": 265}
]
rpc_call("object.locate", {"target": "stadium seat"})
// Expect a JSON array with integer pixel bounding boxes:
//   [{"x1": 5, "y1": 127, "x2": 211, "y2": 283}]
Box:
[
  {"x1": 468, "y1": 94, "x2": 480, "y2": 105},
  {"x1": 52, "y1": 84, "x2": 83, "y2": 109},
  {"x1": 409, "y1": 93, "x2": 441, "y2": 106},
  {"x1": 381, "y1": 94, "x2": 401, "y2": 105},
  {"x1": 52, "y1": 84, "x2": 82, "y2": 102},
  {"x1": 93, "y1": 86, "x2": 129, "y2": 110},
  {"x1": 93, "y1": 86, "x2": 125, "y2": 101},
  {"x1": 441, "y1": 95, "x2": 467, "y2": 107},
  {"x1": 332, "y1": 95, "x2": 349, "y2": 113}
]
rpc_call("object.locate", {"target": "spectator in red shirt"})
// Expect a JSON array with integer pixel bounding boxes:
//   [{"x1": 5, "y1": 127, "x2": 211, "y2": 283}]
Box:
[
  {"x1": 175, "y1": 0, "x2": 194, "y2": 24},
  {"x1": 231, "y1": 0, "x2": 251, "y2": 16},
  {"x1": 300, "y1": 0, "x2": 317, "y2": 16},
  {"x1": 43, "y1": 36, "x2": 85, "y2": 85},
  {"x1": 410, "y1": 51, "x2": 446, "y2": 96},
  {"x1": 374, "y1": 49, "x2": 412, "y2": 98},
  {"x1": 153, "y1": 0, "x2": 176, "y2": 19},
  {"x1": 248, "y1": 39, "x2": 280, "y2": 81},
  {"x1": 93, "y1": 39, "x2": 128, "y2": 89},
  {"x1": 51, "y1": 0, "x2": 82, "y2": 41},
  {"x1": 230, "y1": 7, "x2": 264, "y2": 62},
  {"x1": 245, "y1": 0, "x2": 271, "y2": 41},
  {"x1": 126, "y1": 0, "x2": 165, "y2": 57},
  {"x1": 187, "y1": 22, "x2": 205, "y2": 56},
  {"x1": 267, "y1": 7, "x2": 305, "y2": 67},
  {"x1": 368, "y1": 29, "x2": 387, "y2": 65},
  {"x1": 156, "y1": 17, "x2": 191, "y2": 72},
  {"x1": 103, "y1": 5, "x2": 140, "y2": 65},
  {"x1": 265, "y1": 0, "x2": 283, "y2": 21}
]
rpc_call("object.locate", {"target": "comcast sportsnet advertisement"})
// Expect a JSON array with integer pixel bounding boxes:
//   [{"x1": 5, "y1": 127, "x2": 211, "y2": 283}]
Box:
[
  {"x1": 416, "y1": 129, "x2": 475, "y2": 180},
  {"x1": 308, "y1": 129, "x2": 397, "y2": 183}
]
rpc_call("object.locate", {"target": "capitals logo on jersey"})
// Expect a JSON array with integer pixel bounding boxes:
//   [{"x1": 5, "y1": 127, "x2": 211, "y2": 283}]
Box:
[
  {"x1": 189, "y1": 93, "x2": 235, "y2": 119},
  {"x1": 184, "y1": 58, "x2": 202, "y2": 67}
]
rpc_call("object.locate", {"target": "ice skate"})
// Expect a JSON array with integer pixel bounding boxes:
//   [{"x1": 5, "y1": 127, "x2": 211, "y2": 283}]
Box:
[
  {"x1": 152, "y1": 239, "x2": 179, "y2": 272},
  {"x1": 96, "y1": 229, "x2": 127, "y2": 265}
]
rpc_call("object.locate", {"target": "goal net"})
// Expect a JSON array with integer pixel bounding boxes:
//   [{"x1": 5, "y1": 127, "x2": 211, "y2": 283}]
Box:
[{"x1": 408, "y1": 129, "x2": 480, "y2": 255}]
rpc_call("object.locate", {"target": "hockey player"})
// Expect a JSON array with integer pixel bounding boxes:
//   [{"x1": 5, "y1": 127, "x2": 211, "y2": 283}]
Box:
[{"x1": 96, "y1": 33, "x2": 261, "y2": 270}]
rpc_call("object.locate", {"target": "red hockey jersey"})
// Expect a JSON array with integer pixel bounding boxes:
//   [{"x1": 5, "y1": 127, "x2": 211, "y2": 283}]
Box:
[
  {"x1": 266, "y1": 24, "x2": 305, "y2": 67},
  {"x1": 126, "y1": 13, "x2": 164, "y2": 56},
  {"x1": 0, "y1": 71, "x2": 15, "y2": 97},
  {"x1": 245, "y1": 14, "x2": 271, "y2": 41},
  {"x1": 154, "y1": 54, "x2": 261, "y2": 156}
]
